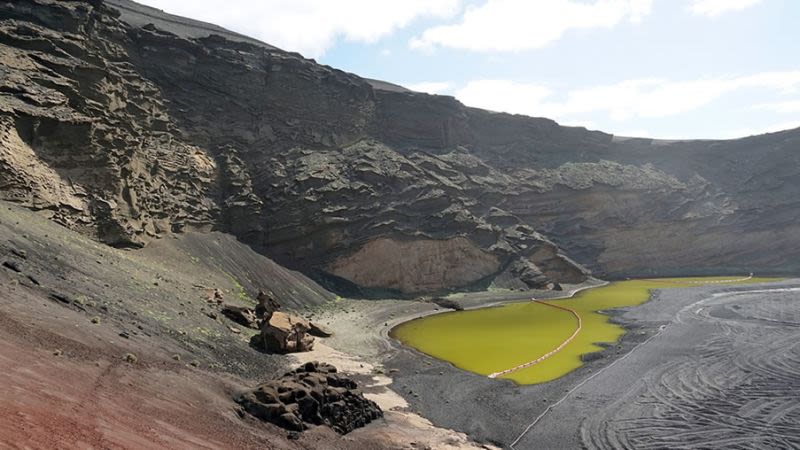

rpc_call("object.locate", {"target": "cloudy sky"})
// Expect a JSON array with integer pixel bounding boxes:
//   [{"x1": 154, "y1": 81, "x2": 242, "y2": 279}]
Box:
[{"x1": 136, "y1": 0, "x2": 798, "y2": 139}]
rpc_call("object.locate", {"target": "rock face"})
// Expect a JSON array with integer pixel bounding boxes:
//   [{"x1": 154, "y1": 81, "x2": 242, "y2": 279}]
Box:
[
  {"x1": 2, "y1": 0, "x2": 799, "y2": 297},
  {"x1": 0, "y1": 0, "x2": 220, "y2": 247},
  {"x1": 237, "y1": 361, "x2": 382, "y2": 434},
  {"x1": 325, "y1": 236, "x2": 501, "y2": 295}
]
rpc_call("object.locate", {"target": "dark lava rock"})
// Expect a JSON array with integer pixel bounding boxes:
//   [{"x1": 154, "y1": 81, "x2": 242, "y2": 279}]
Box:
[
  {"x1": 581, "y1": 351, "x2": 605, "y2": 362},
  {"x1": 220, "y1": 304, "x2": 258, "y2": 329},
  {"x1": 430, "y1": 297, "x2": 464, "y2": 311},
  {"x1": 49, "y1": 292, "x2": 72, "y2": 305},
  {"x1": 308, "y1": 322, "x2": 333, "y2": 337},
  {"x1": 237, "y1": 361, "x2": 382, "y2": 434},
  {"x1": 2, "y1": 260, "x2": 22, "y2": 273}
]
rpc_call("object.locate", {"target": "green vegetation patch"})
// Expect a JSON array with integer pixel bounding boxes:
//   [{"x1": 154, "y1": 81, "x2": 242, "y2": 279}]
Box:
[{"x1": 391, "y1": 277, "x2": 778, "y2": 384}]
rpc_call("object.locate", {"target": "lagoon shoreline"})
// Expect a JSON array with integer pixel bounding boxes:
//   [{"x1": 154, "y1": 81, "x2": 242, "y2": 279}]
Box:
[{"x1": 315, "y1": 277, "x2": 800, "y2": 448}]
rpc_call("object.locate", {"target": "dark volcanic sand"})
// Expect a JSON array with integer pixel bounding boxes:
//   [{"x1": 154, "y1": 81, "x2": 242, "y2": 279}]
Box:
[{"x1": 383, "y1": 280, "x2": 800, "y2": 449}]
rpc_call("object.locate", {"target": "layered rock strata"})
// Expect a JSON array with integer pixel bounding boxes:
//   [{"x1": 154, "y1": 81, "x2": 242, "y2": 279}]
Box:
[{"x1": 2, "y1": 0, "x2": 799, "y2": 297}]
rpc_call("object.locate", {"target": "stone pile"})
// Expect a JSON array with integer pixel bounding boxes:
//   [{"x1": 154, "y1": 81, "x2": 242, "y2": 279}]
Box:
[{"x1": 237, "y1": 361, "x2": 382, "y2": 434}]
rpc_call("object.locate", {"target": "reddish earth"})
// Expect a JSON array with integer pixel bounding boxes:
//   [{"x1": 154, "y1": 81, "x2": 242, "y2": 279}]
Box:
[
  {"x1": 0, "y1": 273, "x2": 383, "y2": 449},
  {"x1": 0, "y1": 203, "x2": 487, "y2": 449}
]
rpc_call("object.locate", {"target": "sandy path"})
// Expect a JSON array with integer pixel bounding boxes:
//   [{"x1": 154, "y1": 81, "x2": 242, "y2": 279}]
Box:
[{"x1": 289, "y1": 342, "x2": 499, "y2": 450}]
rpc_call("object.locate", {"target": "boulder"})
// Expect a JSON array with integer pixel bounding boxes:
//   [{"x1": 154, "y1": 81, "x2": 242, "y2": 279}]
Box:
[
  {"x1": 237, "y1": 362, "x2": 382, "y2": 434},
  {"x1": 256, "y1": 290, "x2": 281, "y2": 320},
  {"x1": 260, "y1": 312, "x2": 315, "y2": 353}
]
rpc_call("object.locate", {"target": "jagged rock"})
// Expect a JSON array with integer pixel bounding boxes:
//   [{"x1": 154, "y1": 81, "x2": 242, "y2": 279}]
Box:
[
  {"x1": 237, "y1": 361, "x2": 382, "y2": 434},
  {"x1": 2, "y1": 0, "x2": 800, "y2": 299},
  {"x1": 506, "y1": 258, "x2": 549, "y2": 289},
  {"x1": 0, "y1": 0, "x2": 592, "y2": 295},
  {"x1": 255, "y1": 290, "x2": 281, "y2": 320}
]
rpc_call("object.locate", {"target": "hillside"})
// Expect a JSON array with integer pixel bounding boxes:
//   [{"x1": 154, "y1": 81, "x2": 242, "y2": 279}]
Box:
[{"x1": 2, "y1": 0, "x2": 798, "y2": 299}]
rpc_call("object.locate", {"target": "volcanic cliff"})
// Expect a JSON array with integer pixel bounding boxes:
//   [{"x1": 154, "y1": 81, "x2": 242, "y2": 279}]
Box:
[{"x1": 1, "y1": 0, "x2": 798, "y2": 297}]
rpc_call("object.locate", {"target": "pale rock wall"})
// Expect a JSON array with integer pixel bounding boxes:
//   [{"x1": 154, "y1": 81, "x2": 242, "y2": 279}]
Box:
[{"x1": 326, "y1": 237, "x2": 501, "y2": 294}]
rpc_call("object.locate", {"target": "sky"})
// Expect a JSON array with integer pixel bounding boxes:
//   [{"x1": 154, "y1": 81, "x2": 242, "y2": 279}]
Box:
[{"x1": 135, "y1": 0, "x2": 799, "y2": 139}]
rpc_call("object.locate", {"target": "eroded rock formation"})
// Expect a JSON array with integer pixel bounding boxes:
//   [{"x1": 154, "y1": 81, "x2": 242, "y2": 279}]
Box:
[
  {"x1": 2, "y1": 0, "x2": 799, "y2": 297},
  {"x1": 248, "y1": 291, "x2": 315, "y2": 353}
]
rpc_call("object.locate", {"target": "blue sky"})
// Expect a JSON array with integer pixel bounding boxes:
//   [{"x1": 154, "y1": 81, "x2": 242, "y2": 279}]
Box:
[{"x1": 137, "y1": 0, "x2": 799, "y2": 139}]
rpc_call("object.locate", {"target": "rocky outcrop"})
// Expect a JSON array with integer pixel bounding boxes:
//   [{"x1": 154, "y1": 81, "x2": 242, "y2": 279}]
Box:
[
  {"x1": 2, "y1": 0, "x2": 799, "y2": 298},
  {"x1": 0, "y1": 0, "x2": 219, "y2": 248},
  {"x1": 237, "y1": 361, "x2": 382, "y2": 434},
  {"x1": 245, "y1": 290, "x2": 315, "y2": 353},
  {"x1": 260, "y1": 312, "x2": 315, "y2": 353},
  {"x1": 0, "y1": 0, "x2": 587, "y2": 295}
]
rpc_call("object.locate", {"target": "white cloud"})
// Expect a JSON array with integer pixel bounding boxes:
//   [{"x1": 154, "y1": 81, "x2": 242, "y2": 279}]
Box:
[
  {"x1": 754, "y1": 100, "x2": 800, "y2": 113},
  {"x1": 404, "y1": 81, "x2": 453, "y2": 94},
  {"x1": 135, "y1": 0, "x2": 460, "y2": 58},
  {"x1": 455, "y1": 71, "x2": 800, "y2": 121},
  {"x1": 689, "y1": 0, "x2": 763, "y2": 17},
  {"x1": 410, "y1": 0, "x2": 652, "y2": 52}
]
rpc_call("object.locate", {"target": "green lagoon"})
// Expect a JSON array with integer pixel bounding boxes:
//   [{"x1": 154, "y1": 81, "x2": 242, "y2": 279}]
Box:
[{"x1": 392, "y1": 277, "x2": 777, "y2": 384}]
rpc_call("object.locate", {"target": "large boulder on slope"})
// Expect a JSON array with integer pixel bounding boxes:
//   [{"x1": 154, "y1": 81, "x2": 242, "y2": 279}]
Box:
[
  {"x1": 237, "y1": 361, "x2": 382, "y2": 434},
  {"x1": 260, "y1": 312, "x2": 315, "y2": 353}
]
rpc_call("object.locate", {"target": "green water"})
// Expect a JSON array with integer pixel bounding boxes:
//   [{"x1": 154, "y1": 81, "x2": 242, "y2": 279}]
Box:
[{"x1": 391, "y1": 277, "x2": 778, "y2": 384}]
